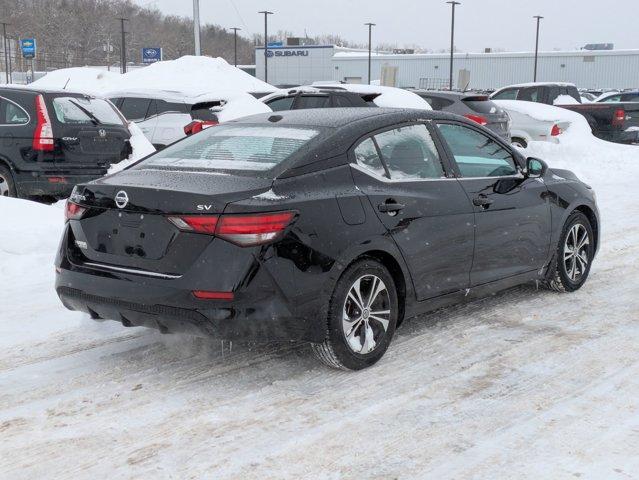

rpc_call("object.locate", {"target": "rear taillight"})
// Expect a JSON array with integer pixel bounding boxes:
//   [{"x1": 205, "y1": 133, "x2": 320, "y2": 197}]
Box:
[
  {"x1": 464, "y1": 114, "x2": 488, "y2": 126},
  {"x1": 167, "y1": 211, "x2": 296, "y2": 247},
  {"x1": 612, "y1": 108, "x2": 625, "y2": 127},
  {"x1": 550, "y1": 124, "x2": 563, "y2": 136},
  {"x1": 65, "y1": 200, "x2": 87, "y2": 221},
  {"x1": 184, "y1": 120, "x2": 218, "y2": 136},
  {"x1": 33, "y1": 94, "x2": 54, "y2": 151}
]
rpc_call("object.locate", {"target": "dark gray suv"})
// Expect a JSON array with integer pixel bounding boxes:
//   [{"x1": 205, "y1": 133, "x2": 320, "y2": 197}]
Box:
[{"x1": 411, "y1": 90, "x2": 511, "y2": 140}]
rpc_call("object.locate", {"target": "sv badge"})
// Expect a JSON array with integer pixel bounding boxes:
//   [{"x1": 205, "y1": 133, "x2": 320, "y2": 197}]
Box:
[{"x1": 197, "y1": 204, "x2": 213, "y2": 211}]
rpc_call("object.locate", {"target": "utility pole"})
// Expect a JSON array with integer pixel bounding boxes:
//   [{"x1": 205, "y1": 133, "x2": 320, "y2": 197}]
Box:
[
  {"x1": 117, "y1": 17, "x2": 128, "y2": 74},
  {"x1": 365, "y1": 23, "x2": 375, "y2": 85},
  {"x1": 258, "y1": 11, "x2": 273, "y2": 83},
  {"x1": 230, "y1": 27, "x2": 241, "y2": 67},
  {"x1": 446, "y1": 1, "x2": 460, "y2": 91},
  {"x1": 193, "y1": 0, "x2": 201, "y2": 55},
  {"x1": 533, "y1": 15, "x2": 543, "y2": 82},
  {"x1": 1, "y1": 22, "x2": 9, "y2": 84}
]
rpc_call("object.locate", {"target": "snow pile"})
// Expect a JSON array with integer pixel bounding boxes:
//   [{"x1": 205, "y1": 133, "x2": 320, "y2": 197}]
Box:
[
  {"x1": 108, "y1": 122, "x2": 156, "y2": 174},
  {"x1": 31, "y1": 56, "x2": 276, "y2": 95},
  {"x1": 553, "y1": 94, "x2": 580, "y2": 105}
]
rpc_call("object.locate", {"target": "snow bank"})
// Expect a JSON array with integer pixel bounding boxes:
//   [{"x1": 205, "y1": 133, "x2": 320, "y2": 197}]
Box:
[
  {"x1": 31, "y1": 56, "x2": 276, "y2": 95},
  {"x1": 108, "y1": 122, "x2": 156, "y2": 174}
]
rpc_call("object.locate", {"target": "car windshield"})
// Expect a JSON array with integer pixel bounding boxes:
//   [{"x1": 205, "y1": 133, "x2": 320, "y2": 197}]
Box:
[
  {"x1": 138, "y1": 124, "x2": 321, "y2": 173},
  {"x1": 52, "y1": 96, "x2": 124, "y2": 126}
]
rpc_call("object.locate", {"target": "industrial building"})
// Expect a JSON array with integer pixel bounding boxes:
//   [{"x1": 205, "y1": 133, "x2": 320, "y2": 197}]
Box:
[{"x1": 255, "y1": 47, "x2": 639, "y2": 90}]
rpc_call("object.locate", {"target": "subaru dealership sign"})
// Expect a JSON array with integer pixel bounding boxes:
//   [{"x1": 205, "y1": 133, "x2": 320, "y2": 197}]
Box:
[
  {"x1": 266, "y1": 49, "x2": 310, "y2": 58},
  {"x1": 20, "y1": 38, "x2": 37, "y2": 58},
  {"x1": 142, "y1": 47, "x2": 162, "y2": 64}
]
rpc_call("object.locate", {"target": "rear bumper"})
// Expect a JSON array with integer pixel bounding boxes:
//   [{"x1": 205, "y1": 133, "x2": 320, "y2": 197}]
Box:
[
  {"x1": 54, "y1": 256, "x2": 328, "y2": 344},
  {"x1": 15, "y1": 171, "x2": 107, "y2": 198}
]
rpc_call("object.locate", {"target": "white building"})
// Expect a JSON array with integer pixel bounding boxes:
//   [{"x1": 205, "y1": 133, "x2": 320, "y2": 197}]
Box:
[{"x1": 255, "y1": 46, "x2": 639, "y2": 90}]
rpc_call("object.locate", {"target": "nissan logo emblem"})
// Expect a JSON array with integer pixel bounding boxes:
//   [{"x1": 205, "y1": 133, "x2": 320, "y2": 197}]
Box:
[
  {"x1": 98, "y1": 129, "x2": 107, "y2": 138},
  {"x1": 115, "y1": 190, "x2": 129, "y2": 209}
]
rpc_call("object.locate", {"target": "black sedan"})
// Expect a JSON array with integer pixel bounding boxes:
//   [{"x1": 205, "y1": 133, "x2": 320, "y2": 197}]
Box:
[{"x1": 55, "y1": 108, "x2": 600, "y2": 370}]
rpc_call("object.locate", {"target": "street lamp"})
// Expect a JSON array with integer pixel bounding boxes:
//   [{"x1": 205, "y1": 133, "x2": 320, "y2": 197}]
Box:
[
  {"x1": 230, "y1": 27, "x2": 241, "y2": 67},
  {"x1": 193, "y1": 0, "x2": 201, "y2": 56},
  {"x1": 446, "y1": 1, "x2": 460, "y2": 90},
  {"x1": 258, "y1": 11, "x2": 273, "y2": 83},
  {"x1": 365, "y1": 23, "x2": 375, "y2": 85},
  {"x1": 533, "y1": 15, "x2": 543, "y2": 82},
  {"x1": 116, "y1": 17, "x2": 129, "y2": 74}
]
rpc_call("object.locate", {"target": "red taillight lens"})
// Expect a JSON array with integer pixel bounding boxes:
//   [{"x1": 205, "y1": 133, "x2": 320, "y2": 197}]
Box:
[
  {"x1": 192, "y1": 290, "x2": 234, "y2": 300},
  {"x1": 184, "y1": 120, "x2": 218, "y2": 136},
  {"x1": 167, "y1": 211, "x2": 295, "y2": 246},
  {"x1": 612, "y1": 108, "x2": 625, "y2": 127},
  {"x1": 167, "y1": 215, "x2": 219, "y2": 234},
  {"x1": 33, "y1": 94, "x2": 54, "y2": 151},
  {"x1": 65, "y1": 200, "x2": 87, "y2": 221},
  {"x1": 216, "y1": 212, "x2": 295, "y2": 246},
  {"x1": 464, "y1": 114, "x2": 488, "y2": 126},
  {"x1": 550, "y1": 124, "x2": 563, "y2": 136}
]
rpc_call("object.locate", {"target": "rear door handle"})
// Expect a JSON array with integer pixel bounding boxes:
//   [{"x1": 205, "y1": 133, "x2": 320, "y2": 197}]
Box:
[
  {"x1": 473, "y1": 194, "x2": 494, "y2": 208},
  {"x1": 378, "y1": 201, "x2": 405, "y2": 213}
]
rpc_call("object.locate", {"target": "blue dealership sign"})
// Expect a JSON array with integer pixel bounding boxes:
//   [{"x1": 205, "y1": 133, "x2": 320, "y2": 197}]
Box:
[
  {"x1": 142, "y1": 47, "x2": 163, "y2": 64},
  {"x1": 20, "y1": 38, "x2": 37, "y2": 59}
]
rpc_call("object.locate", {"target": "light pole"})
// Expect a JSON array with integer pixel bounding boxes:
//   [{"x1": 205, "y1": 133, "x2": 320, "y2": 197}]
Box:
[
  {"x1": 117, "y1": 17, "x2": 128, "y2": 74},
  {"x1": 193, "y1": 0, "x2": 201, "y2": 56},
  {"x1": 230, "y1": 27, "x2": 241, "y2": 67},
  {"x1": 365, "y1": 23, "x2": 375, "y2": 85},
  {"x1": 1, "y1": 21, "x2": 9, "y2": 83},
  {"x1": 533, "y1": 15, "x2": 543, "y2": 82},
  {"x1": 258, "y1": 11, "x2": 273, "y2": 83},
  {"x1": 446, "y1": 1, "x2": 460, "y2": 90}
]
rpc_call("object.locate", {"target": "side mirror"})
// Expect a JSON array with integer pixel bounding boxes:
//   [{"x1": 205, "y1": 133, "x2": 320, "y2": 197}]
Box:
[{"x1": 526, "y1": 157, "x2": 547, "y2": 178}]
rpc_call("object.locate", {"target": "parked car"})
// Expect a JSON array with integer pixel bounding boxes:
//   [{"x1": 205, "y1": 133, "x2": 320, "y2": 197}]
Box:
[
  {"x1": 261, "y1": 84, "x2": 432, "y2": 111},
  {"x1": 0, "y1": 86, "x2": 131, "y2": 200},
  {"x1": 55, "y1": 108, "x2": 599, "y2": 370},
  {"x1": 492, "y1": 100, "x2": 570, "y2": 148},
  {"x1": 410, "y1": 90, "x2": 511, "y2": 140},
  {"x1": 596, "y1": 90, "x2": 639, "y2": 103},
  {"x1": 491, "y1": 82, "x2": 639, "y2": 144},
  {"x1": 107, "y1": 89, "x2": 270, "y2": 149}
]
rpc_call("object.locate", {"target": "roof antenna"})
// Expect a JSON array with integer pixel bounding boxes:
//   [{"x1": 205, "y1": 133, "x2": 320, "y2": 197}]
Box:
[{"x1": 63, "y1": 78, "x2": 70, "y2": 90}]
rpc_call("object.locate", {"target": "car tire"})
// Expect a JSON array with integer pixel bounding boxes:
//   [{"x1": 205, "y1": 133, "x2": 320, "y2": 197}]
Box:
[
  {"x1": 0, "y1": 165, "x2": 17, "y2": 198},
  {"x1": 312, "y1": 258, "x2": 398, "y2": 370},
  {"x1": 512, "y1": 138, "x2": 528, "y2": 149},
  {"x1": 546, "y1": 211, "x2": 594, "y2": 293}
]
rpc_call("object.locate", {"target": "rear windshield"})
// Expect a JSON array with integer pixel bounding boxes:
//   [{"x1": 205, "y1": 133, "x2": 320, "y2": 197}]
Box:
[
  {"x1": 139, "y1": 124, "x2": 320, "y2": 173},
  {"x1": 51, "y1": 96, "x2": 124, "y2": 126},
  {"x1": 463, "y1": 98, "x2": 500, "y2": 114}
]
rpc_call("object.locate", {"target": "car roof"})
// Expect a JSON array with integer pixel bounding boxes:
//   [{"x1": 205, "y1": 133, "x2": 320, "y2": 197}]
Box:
[{"x1": 0, "y1": 85, "x2": 88, "y2": 96}]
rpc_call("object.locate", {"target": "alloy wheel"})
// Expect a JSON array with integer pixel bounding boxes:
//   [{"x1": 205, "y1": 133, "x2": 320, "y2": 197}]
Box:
[
  {"x1": 0, "y1": 174, "x2": 9, "y2": 196},
  {"x1": 342, "y1": 274, "x2": 391, "y2": 354},
  {"x1": 563, "y1": 223, "x2": 590, "y2": 282}
]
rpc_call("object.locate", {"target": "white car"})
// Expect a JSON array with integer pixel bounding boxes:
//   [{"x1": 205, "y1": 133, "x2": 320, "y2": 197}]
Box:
[
  {"x1": 106, "y1": 89, "x2": 271, "y2": 148},
  {"x1": 493, "y1": 100, "x2": 570, "y2": 148}
]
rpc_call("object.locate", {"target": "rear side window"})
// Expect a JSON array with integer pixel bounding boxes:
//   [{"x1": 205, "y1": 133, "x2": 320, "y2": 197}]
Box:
[
  {"x1": 333, "y1": 95, "x2": 354, "y2": 108},
  {"x1": 622, "y1": 94, "x2": 639, "y2": 102},
  {"x1": 353, "y1": 138, "x2": 387, "y2": 178},
  {"x1": 437, "y1": 123, "x2": 517, "y2": 177},
  {"x1": 296, "y1": 95, "x2": 330, "y2": 109},
  {"x1": 0, "y1": 97, "x2": 29, "y2": 125},
  {"x1": 140, "y1": 125, "x2": 320, "y2": 173},
  {"x1": 51, "y1": 96, "x2": 124, "y2": 126},
  {"x1": 119, "y1": 97, "x2": 152, "y2": 121},
  {"x1": 157, "y1": 100, "x2": 188, "y2": 115},
  {"x1": 600, "y1": 94, "x2": 621, "y2": 102},
  {"x1": 374, "y1": 124, "x2": 444, "y2": 180},
  {"x1": 266, "y1": 96, "x2": 295, "y2": 111},
  {"x1": 492, "y1": 88, "x2": 518, "y2": 100}
]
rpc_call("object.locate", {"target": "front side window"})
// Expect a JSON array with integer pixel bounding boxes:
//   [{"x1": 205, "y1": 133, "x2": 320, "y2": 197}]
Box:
[
  {"x1": 139, "y1": 124, "x2": 320, "y2": 173},
  {"x1": 492, "y1": 88, "x2": 518, "y2": 100},
  {"x1": 0, "y1": 98, "x2": 29, "y2": 125},
  {"x1": 437, "y1": 123, "x2": 518, "y2": 177},
  {"x1": 519, "y1": 87, "x2": 541, "y2": 102},
  {"x1": 353, "y1": 138, "x2": 387, "y2": 178},
  {"x1": 266, "y1": 96, "x2": 295, "y2": 111},
  {"x1": 602, "y1": 94, "x2": 622, "y2": 102},
  {"x1": 374, "y1": 124, "x2": 444, "y2": 180},
  {"x1": 51, "y1": 96, "x2": 124, "y2": 126}
]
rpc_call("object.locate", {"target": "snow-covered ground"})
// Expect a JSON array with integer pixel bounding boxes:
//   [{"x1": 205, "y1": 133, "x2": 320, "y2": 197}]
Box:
[{"x1": 1, "y1": 112, "x2": 639, "y2": 478}]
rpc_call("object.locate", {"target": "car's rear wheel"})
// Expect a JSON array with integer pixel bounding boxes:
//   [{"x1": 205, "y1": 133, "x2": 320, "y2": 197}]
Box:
[
  {"x1": 312, "y1": 259, "x2": 398, "y2": 370},
  {"x1": 0, "y1": 165, "x2": 17, "y2": 198},
  {"x1": 512, "y1": 137, "x2": 528, "y2": 149},
  {"x1": 547, "y1": 211, "x2": 594, "y2": 292}
]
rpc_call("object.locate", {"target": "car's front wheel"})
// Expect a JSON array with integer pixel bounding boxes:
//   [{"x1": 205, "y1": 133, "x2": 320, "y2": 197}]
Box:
[
  {"x1": 547, "y1": 211, "x2": 594, "y2": 292},
  {"x1": 312, "y1": 259, "x2": 398, "y2": 370}
]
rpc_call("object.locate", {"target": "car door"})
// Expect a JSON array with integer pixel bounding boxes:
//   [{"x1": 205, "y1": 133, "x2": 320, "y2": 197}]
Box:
[
  {"x1": 350, "y1": 122, "x2": 475, "y2": 301},
  {"x1": 435, "y1": 121, "x2": 552, "y2": 286}
]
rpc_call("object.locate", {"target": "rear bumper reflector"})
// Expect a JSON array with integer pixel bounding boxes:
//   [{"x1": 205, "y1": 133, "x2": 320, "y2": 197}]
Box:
[{"x1": 192, "y1": 290, "x2": 234, "y2": 301}]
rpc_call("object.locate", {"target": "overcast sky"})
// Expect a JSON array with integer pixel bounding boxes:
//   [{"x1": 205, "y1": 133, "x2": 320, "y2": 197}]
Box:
[{"x1": 133, "y1": 0, "x2": 636, "y2": 52}]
